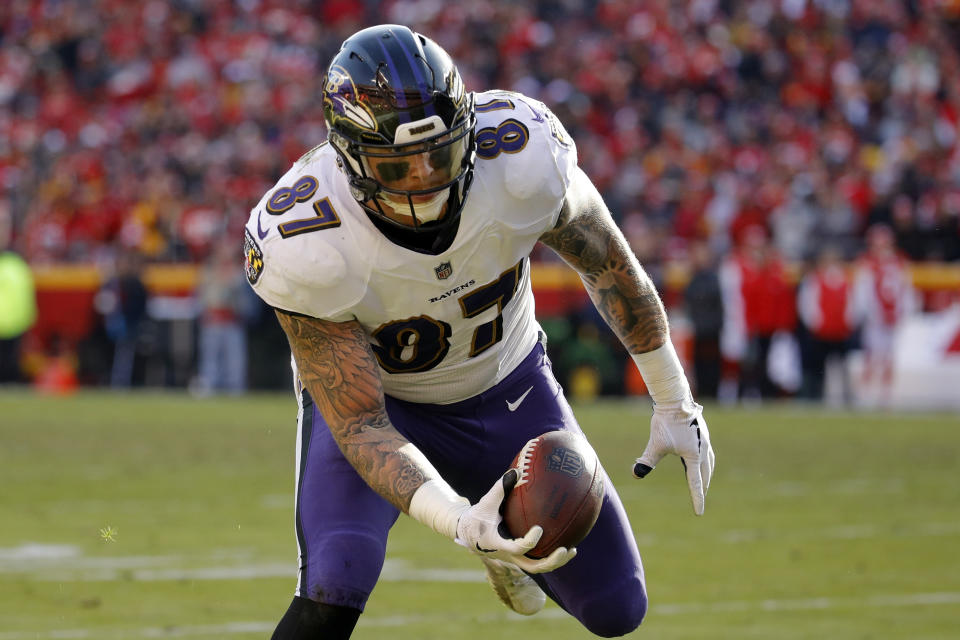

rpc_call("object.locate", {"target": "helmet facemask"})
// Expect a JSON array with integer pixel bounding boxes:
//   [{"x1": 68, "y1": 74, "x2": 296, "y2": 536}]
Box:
[{"x1": 333, "y1": 108, "x2": 475, "y2": 231}]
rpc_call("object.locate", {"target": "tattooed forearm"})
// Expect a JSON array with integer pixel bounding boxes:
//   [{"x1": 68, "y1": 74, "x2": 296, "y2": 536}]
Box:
[
  {"x1": 275, "y1": 310, "x2": 428, "y2": 511},
  {"x1": 540, "y1": 199, "x2": 668, "y2": 354}
]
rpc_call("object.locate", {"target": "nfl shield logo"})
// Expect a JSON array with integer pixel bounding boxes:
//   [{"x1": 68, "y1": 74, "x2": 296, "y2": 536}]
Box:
[{"x1": 434, "y1": 261, "x2": 453, "y2": 280}]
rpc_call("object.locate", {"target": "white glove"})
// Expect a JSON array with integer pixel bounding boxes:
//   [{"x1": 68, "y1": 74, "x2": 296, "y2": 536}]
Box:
[
  {"x1": 456, "y1": 469, "x2": 576, "y2": 574},
  {"x1": 633, "y1": 401, "x2": 715, "y2": 515}
]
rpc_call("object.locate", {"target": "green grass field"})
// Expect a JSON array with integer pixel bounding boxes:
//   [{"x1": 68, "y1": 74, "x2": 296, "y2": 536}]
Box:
[{"x1": 1, "y1": 390, "x2": 958, "y2": 639}]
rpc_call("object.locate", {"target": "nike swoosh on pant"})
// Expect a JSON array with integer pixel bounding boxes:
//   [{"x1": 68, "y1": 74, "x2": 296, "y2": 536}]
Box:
[{"x1": 506, "y1": 386, "x2": 534, "y2": 412}]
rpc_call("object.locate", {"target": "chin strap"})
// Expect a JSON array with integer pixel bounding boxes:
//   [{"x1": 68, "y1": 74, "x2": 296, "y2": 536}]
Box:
[
  {"x1": 349, "y1": 176, "x2": 379, "y2": 202},
  {"x1": 380, "y1": 190, "x2": 448, "y2": 223}
]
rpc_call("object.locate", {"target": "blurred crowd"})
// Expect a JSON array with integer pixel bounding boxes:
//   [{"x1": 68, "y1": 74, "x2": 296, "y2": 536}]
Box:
[
  {"x1": 2, "y1": 0, "x2": 960, "y2": 398},
  {"x1": 3, "y1": 0, "x2": 960, "y2": 266}
]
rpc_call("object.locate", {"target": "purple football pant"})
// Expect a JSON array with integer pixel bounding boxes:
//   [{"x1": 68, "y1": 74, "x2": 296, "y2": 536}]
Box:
[{"x1": 293, "y1": 340, "x2": 647, "y2": 636}]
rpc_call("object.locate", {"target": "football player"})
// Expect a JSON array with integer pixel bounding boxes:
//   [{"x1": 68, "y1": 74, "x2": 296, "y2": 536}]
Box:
[{"x1": 245, "y1": 24, "x2": 715, "y2": 639}]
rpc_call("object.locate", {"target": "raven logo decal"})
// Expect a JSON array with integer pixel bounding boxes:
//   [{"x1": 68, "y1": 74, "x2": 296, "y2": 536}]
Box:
[{"x1": 324, "y1": 65, "x2": 377, "y2": 131}]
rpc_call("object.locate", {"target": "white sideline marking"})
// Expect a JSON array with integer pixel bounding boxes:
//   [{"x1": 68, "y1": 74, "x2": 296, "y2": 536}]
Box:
[
  {"x1": 0, "y1": 553, "x2": 483, "y2": 584},
  {"x1": 0, "y1": 622, "x2": 277, "y2": 639},
  {"x1": 651, "y1": 591, "x2": 960, "y2": 615},
  {"x1": 0, "y1": 543, "x2": 79, "y2": 561},
  {"x1": 5, "y1": 519, "x2": 960, "y2": 582},
  {"x1": 1, "y1": 592, "x2": 958, "y2": 638},
  {"x1": 771, "y1": 478, "x2": 906, "y2": 497}
]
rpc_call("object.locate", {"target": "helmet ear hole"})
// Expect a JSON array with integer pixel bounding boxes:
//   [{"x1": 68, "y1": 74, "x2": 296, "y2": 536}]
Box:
[{"x1": 349, "y1": 177, "x2": 378, "y2": 201}]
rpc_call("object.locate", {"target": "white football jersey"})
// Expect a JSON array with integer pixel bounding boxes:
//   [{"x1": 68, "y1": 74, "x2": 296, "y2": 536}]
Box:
[{"x1": 244, "y1": 90, "x2": 578, "y2": 403}]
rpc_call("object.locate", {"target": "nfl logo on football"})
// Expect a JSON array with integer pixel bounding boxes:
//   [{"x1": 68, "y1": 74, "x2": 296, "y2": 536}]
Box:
[{"x1": 434, "y1": 261, "x2": 453, "y2": 280}]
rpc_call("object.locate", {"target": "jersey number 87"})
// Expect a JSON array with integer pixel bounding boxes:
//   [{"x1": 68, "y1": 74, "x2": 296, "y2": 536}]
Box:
[{"x1": 372, "y1": 260, "x2": 523, "y2": 373}]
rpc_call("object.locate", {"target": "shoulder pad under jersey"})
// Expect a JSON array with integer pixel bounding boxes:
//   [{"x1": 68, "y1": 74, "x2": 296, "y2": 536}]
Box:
[
  {"x1": 473, "y1": 90, "x2": 579, "y2": 230},
  {"x1": 244, "y1": 149, "x2": 369, "y2": 320}
]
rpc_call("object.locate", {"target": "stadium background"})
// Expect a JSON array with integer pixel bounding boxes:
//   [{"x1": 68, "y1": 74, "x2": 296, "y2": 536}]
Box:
[{"x1": 2, "y1": 0, "x2": 960, "y2": 405}]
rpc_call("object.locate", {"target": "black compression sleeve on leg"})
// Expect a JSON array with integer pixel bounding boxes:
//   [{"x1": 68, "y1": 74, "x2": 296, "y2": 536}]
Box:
[{"x1": 271, "y1": 596, "x2": 361, "y2": 640}]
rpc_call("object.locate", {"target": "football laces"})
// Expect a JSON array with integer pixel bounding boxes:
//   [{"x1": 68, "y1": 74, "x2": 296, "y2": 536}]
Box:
[{"x1": 513, "y1": 437, "x2": 539, "y2": 487}]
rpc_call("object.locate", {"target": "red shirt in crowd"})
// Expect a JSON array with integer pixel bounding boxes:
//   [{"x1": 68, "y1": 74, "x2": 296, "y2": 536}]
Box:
[{"x1": 798, "y1": 263, "x2": 856, "y2": 341}]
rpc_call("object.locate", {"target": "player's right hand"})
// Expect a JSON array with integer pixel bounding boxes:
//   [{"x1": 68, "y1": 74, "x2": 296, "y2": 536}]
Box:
[{"x1": 455, "y1": 469, "x2": 576, "y2": 574}]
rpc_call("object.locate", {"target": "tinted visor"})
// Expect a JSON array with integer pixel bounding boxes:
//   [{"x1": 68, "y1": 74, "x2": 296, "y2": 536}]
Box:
[{"x1": 357, "y1": 119, "x2": 471, "y2": 194}]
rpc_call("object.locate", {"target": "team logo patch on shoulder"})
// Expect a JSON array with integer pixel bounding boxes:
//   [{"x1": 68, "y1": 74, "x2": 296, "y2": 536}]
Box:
[
  {"x1": 546, "y1": 110, "x2": 572, "y2": 148},
  {"x1": 434, "y1": 261, "x2": 453, "y2": 280},
  {"x1": 244, "y1": 228, "x2": 265, "y2": 285}
]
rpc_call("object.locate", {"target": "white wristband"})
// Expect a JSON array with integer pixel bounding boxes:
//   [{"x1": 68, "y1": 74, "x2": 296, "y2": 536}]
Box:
[
  {"x1": 408, "y1": 479, "x2": 470, "y2": 540},
  {"x1": 631, "y1": 342, "x2": 691, "y2": 407},
  {"x1": 401, "y1": 444, "x2": 469, "y2": 540}
]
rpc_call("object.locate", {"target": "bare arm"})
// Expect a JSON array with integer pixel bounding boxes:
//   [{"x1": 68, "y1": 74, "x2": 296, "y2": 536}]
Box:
[
  {"x1": 274, "y1": 309, "x2": 427, "y2": 512},
  {"x1": 539, "y1": 166, "x2": 669, "y2": 355},
  {"x1": 274, "y1": 309, "x2": 575, "y2": 564},
  {"x1": 541, "y1": 168, "x2": 714, "y2": 513}
]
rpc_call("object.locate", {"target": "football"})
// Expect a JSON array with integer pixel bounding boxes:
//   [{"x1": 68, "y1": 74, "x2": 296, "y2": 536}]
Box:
[{"x1": 502, "y1": 430, "x2": 605, "y2": 559}]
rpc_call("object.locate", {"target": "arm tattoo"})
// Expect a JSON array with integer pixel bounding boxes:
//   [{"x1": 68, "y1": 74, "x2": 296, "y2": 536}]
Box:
[
  {"x1": 540, "y1": 205, "x2": 668, "y2": 354},
  {"x1": 275, "y1": 310, "x2": 428, "y2": 511}
]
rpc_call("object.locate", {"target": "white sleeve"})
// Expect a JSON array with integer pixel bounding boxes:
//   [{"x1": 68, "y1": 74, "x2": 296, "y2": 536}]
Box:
[
  {"x1": 797, "y1": 276, "x2": 821, "y2": 332},
  {"x1": 718, "y1": 259, "x2": 747, "y2": 361},
  {"x1": 492, "y1": 93, "x2": 579, "y2": 234},
  {"x1": 852, "y1": 266, "x2": 873, "y2": 325},
  {"x1": 245, "y1": 221, "x2": 362, "y2": 321}
]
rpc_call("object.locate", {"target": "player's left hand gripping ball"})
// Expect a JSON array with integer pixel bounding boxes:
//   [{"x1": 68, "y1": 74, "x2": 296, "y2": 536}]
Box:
[
  {"x1": 456, "y1": 469, "x2": 576, "y2": 574},
  {"x1": 633, "y1": 402, "x2": 715, "y2": 515}
]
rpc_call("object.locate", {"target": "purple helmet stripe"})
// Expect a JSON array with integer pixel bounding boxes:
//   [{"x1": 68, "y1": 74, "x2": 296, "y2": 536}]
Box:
[
  {"x1": 377, "y1": 37, "x2": 410, "y2": 124},
  {"x1": 394, "y1": 34, "x2": 437, "y2": 119}
]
